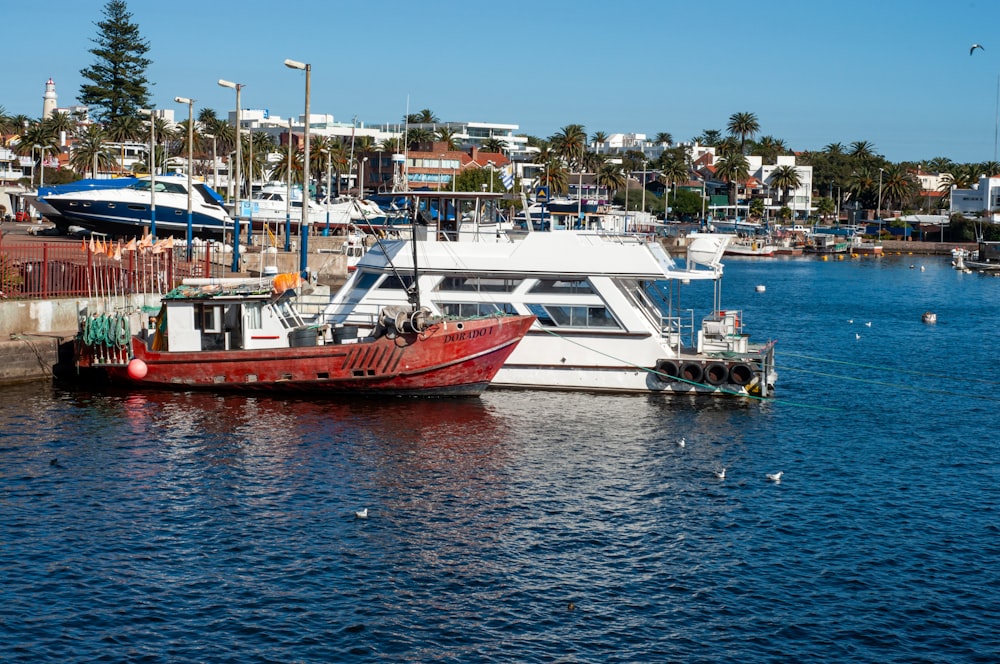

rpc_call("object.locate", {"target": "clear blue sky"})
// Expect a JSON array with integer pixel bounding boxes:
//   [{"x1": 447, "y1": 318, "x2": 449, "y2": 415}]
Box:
[{"x1": 5, "y1": 0, "x2": 1000, "y2": 165}]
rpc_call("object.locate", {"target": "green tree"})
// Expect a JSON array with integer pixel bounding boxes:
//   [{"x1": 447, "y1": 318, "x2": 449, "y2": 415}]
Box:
[
  {"x1": 659, "y1": 157, "x2": 689, "y2": 210},
  {"x1": 480, "y1": 137, "x2": 506, "y2": 154},
  {"x1": 597, "y1": 162, "x2": 625, "y2": 203},
  {"x1": 714, "y1": 152, "x2": 749, "y2": 208},
  {"x1": 695, "y1": 129, "x2": 722, "y2": 146},
  {"x1": 78, "y1": 0, "x2": 151, "y2": 122},
  {"x1": 70, "y1": 124, "x2": 115, "y2": 177},
  {"x1": 769, "y1": 164, "x2": 801, "y2": 207},
  {"x1": 591, "y1": 131, "x2": 608, "y2": 153},
  {"x1": 550, "y1": 124, "x2": 587, "y2": 169},
  {"x1": 654, "y1": 131, "x2": 672, "y2": 146},
  {"x1": 435, "y1": 126, "x2": 458, "y2": 150},
  {"x1": 727, "y1": 111, "x2": 759, "y2": 155},
  {"x1": 881, "y1": 163, "x2": 918, "y2": 212}
]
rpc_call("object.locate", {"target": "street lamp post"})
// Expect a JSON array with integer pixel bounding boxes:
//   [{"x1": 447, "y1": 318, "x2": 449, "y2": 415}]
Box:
[
  {"x1": 322, "y1": 148, "x2": 331, "y2": 236},
  {"x1": 360, "y1": 157, "x2": 368, "y2": 198},
  {"x1": 285, "y1": 118, "x2": 292, "y2": 252},
  {"x1": 174, "y1": 96, "x2": 195, "y2": 260},
  {"x1": 877, "y1": 167, "x2": 885, "y2": 237},
  {"x1": 138, "y1": 109, "x2": 157, "y2": 239},
  {"x1": 284, "y1": 58, "x2": 311, "y2": 275},
  {"x1": 218, "y1": 79, "x2": 243, "y2": 272}
]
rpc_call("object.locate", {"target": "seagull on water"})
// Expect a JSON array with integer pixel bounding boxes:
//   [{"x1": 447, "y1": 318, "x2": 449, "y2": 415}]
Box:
[
  {"x1": 714, "y1": 468, "x2": 726, "y2": 480},
  {"x1": 855, "y1": 333, "x2": 861, "y2": 340},
  {"x1": 847, "y1": 319, "x2": 853, "y2": 324},
  {"x1": 677, "y1": 437, "x2": 686, "y2": 448},
  {"x1": 865, "y1": 321, "x2": 872, "y2": 327},
  {"x1": 971, "y1": 43, "x2": 985, "y2": 55},
  {"x1": 355, "y1": 508, "x2": 369, "y2": 519},
  {"x1": 766, "y1": 471, "x2": 783, "y2": 482}
]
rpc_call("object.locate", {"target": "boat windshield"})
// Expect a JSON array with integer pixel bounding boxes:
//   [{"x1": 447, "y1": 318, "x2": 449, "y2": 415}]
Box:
[{"x1": 131, "y1": 180, "x2": 187, "y2": 195}]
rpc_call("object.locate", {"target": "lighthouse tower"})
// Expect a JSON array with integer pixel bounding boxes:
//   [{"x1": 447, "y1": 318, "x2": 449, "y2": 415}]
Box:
[{"x1": 42, "y1": 78, "x2": 58, "y2": 119}]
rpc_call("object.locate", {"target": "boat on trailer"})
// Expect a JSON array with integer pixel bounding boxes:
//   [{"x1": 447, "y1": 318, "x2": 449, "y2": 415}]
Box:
[
  {"x1": 74, "y1": 275, "x2": 534, "y2": 396},
  {"x1": 321, "y1": 191, "x2": 777, "y2": 397}
]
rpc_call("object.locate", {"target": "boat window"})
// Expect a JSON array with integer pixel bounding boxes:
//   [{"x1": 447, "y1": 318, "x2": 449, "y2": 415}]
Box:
[
  {"x1": 243, "y1": 302, "x2": 262, "y2": 330},
  {"x1": 353, "y1": 272, "x2": 381, "y2": 291},
  {"x1": 529, "y1": 279, "x2": 594, "y2": 294},
  {"x1": 526, "y1": 303, "x2": 620, "y2": 329},
  {"x1": 194, "y1": 305, "x2": 222, "y2": 333},
  {"x1": 378, "y1": 274, "x2": 414, "y2": 291},
  {"x1": 436, "y1": 276, "x2": 520, "y2": 293},
  {"x1": 439, "y1": 302, "x2": 516, "y2": 317}
]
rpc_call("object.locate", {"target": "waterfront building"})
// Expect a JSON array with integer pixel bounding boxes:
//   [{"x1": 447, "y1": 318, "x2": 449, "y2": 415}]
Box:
[{"x1": 949, "y1": 174, "x2": 1000, "y2": 222}]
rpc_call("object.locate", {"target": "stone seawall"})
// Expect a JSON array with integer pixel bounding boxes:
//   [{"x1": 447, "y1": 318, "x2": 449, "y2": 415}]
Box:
[{"x1": 0, "y1": 333, "x2": 73, "y2": 386}]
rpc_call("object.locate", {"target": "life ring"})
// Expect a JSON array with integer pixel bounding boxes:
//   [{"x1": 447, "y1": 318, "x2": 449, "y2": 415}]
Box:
[
  {"x1": 704, "y1": 362, "x2": 729, "y2": 385},
  {"x1": 680, "y1": 362, "x2": 704, "y2": 383},
  {"x1": 655, "y1": 359, "x2": 680, "y2": 379},
  {"x1": 729, "y1": 363, "x2": 754, "y2": 386}
]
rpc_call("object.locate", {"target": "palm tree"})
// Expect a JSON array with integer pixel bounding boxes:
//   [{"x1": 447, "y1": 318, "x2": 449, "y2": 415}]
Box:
[
  {"x1": 769, "y1": 164, "x2": 802, "y2": 208},
  {"x1": 660, "y1": 157, "x2": 689, "y2": 218},
  {"x1": 654, "y1": 131, "x2": 672, "y2": 146},
  {"x1": 926, "y1": 156, "x2": 953, "y2": 174},
  {"x1": 70, "y1": 124, "x2": 115, "y2": 177},
  {"x1": 848, "y1": 167, "x2": 879, "y2": 211},
  {"x1": 696, "y1": 129, "x2": 722, "y2": 147},
  {"x1": 481, "y1": 137, "x2": 506, "y2": 154},
  {"x1": 379, "y1": 136, "x2": 401, "y2": 153},
  {"x1": 435, "y1": 126, "x2": 458, "y2": 150},
  {"x1": 824, "y1": 142, "x2": 846, "y2": 156},
  {"x1": 407, "y1": 109, "x2": 437, "y2": 124},
  {"x1": 881, "y1": 163, "x2": 918, "y2": 212},
  {"x1": 714, "y1": 152, "x2": 750, "y2": 209},
  {"x1": 752, "y1": 135, "x2": 788, "y2": 163},
  {"x1": 550, "y1": 124, "x2": 587, "y2": 169},
  {"x1": 582, "y1": 150, "x2": 606, "y2": 173},
  {"x1": 727, "y1": 112, "x2": 759, "y2": 155},
  {"x1": 405, "y1": 127, "x2": 433, "y2": 151},
  {"x1": 42, "y1": 110, "x2": 76, "y2": 137},
  {"x1": 849, "y1": 140, "x2": 877, "y2": 163},
  {"x1": 597, "y1": 162, "x2": 625, "y2": 203},
  {"x1": 591, "y1": 131, "x2": 608, "y2": 153},
  {"x1": 269, "y1": 143, "x2": 302, "y2": 186}
]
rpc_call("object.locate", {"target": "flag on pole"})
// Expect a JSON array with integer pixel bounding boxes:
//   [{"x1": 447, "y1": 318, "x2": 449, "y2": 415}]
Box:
[{"x1": 501, "y1": 164, "x2": 514, "y2": 191}]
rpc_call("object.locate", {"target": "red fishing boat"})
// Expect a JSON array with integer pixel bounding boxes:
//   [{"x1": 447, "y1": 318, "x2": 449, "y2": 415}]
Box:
[{"x1": 74, "y1": 275, "x2": 534, "y2": 396}]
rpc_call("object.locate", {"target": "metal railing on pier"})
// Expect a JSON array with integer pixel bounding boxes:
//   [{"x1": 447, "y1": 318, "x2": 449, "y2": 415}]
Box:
[{"x1": 0, "y1": 237, "x2": 231, "y2": 300}]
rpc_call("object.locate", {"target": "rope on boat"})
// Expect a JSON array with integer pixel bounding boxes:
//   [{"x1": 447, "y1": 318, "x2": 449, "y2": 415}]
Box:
[
  {"x1": 81, "y1": 313, "x2": 131, "y2": 349},
  {"x1": 536, "y1": 327, "x2": 840, "y2": 411}
]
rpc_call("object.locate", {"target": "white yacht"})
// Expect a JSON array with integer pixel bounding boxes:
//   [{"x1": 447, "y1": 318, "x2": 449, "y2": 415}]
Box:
[
  {"x1": 239, "y1": 183, "x2": 386, "y2": 234},
  {"x1": 318, "y1": 191, "x2": 777, "y2": 397}
]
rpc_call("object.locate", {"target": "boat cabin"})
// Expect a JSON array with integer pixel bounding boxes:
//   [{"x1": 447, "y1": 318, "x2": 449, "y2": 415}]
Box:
[{"x1": 148, "y1": 281, "x2": 323, "y2": 353}]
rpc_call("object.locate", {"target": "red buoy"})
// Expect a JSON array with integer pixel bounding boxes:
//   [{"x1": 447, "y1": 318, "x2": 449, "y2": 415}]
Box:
[{"x1": 127, "y1": 359, "x2": 148, "y2": 380}]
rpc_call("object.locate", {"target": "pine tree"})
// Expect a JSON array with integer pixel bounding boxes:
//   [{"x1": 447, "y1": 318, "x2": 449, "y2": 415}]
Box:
[{"x1": 78, "y1": 0, "x2": 151, "y2": 123}]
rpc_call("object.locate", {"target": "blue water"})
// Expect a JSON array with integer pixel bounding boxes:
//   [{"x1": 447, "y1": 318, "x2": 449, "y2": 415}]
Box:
[{"x1": 2, "y1": 253, "x2": 999, "y2": 663}]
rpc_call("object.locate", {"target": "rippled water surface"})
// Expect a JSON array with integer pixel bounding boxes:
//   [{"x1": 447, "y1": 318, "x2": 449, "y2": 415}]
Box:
[{"x1": 2, "y1": 254, "x2": 999, "y2": 662}]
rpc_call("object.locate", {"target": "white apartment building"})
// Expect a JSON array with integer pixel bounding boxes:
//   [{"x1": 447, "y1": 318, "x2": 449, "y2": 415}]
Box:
[{"x1": 949, "y1": 175, "x2": 1000, "y2": 221}]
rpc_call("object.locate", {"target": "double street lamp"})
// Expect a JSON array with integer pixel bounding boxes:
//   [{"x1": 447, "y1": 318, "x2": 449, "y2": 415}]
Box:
[
  {"x1": 218, "y1": 79, "x2": 243, "y2": 272},
  {"x1": 284, "y1": 58, "x2": 311, "y2": 275},
  {"x1": 174, "y1": 96, "x2": 195, "y2": 260}
]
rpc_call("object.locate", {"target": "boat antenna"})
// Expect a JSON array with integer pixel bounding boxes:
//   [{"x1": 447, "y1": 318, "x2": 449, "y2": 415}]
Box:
[
  {"x1": 349, "y1": 198, "x2": 422, "y2": 312},
  {"x1": 407, "y1": 201, "x2": 426, "y2": 311}
]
